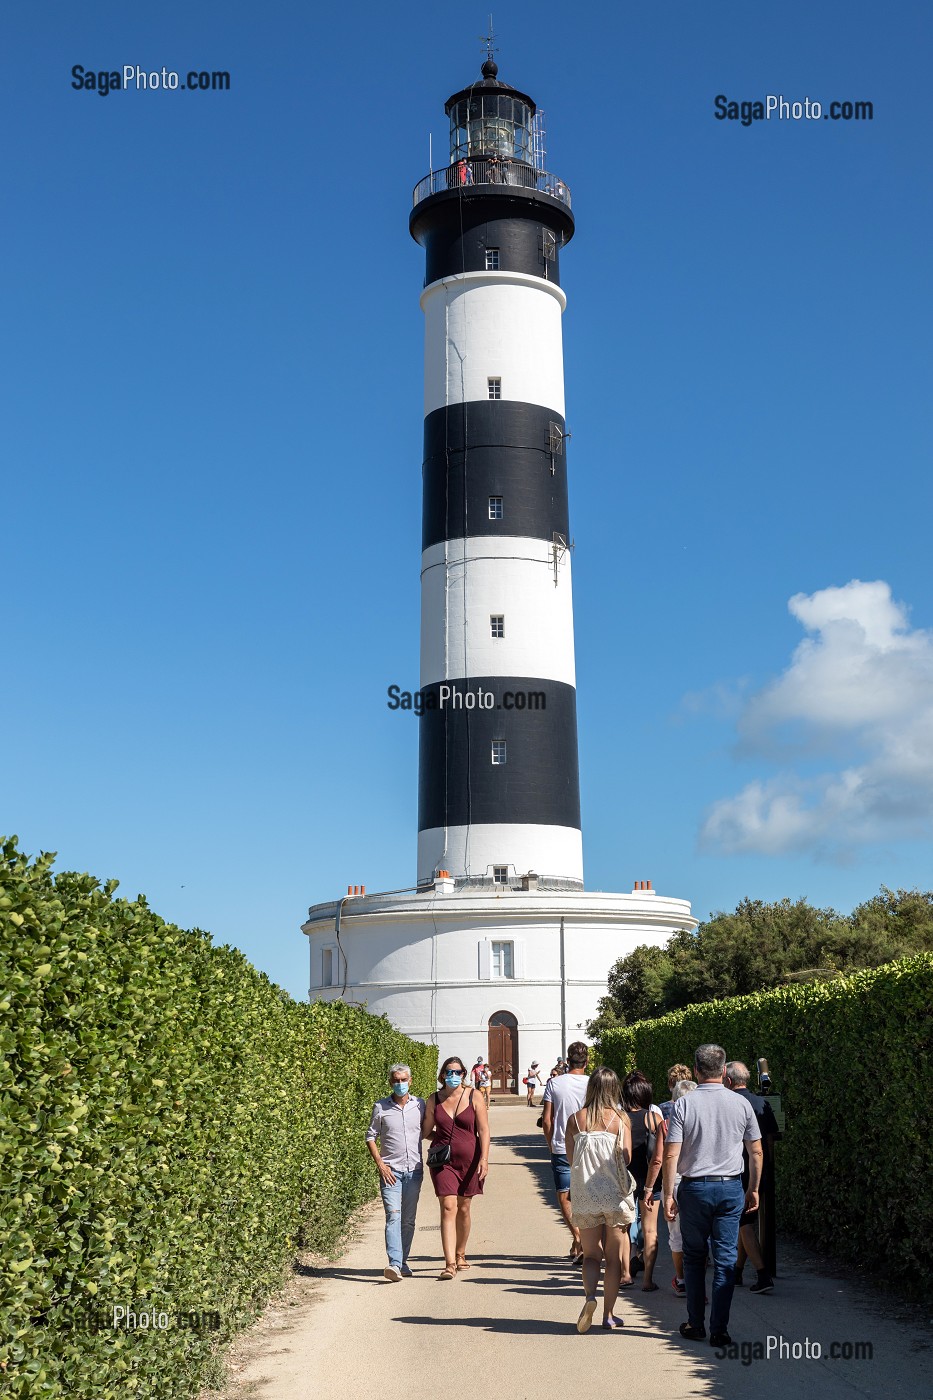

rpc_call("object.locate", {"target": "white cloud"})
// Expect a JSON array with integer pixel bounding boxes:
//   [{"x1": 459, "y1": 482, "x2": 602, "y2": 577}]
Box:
[{"x1": 700, "y1": 580, "x2": 933, "y2": 857}]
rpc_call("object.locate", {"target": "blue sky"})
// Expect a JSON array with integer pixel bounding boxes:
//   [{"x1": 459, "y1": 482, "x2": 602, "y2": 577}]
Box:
[{"x1": 4, "y1": 2, "x2": 931, "y2": 999}]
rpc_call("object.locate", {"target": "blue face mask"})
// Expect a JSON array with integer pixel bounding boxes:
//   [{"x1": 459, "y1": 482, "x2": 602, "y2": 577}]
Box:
[
  {"x1": 444, "y1": 1072, "x2": 463, "y2": 1088},
  {"x1": 391, "y1": 1081, "x2": 409, "y2": 1096}
]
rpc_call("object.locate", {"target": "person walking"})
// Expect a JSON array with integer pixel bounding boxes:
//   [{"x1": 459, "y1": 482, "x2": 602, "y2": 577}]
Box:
[
  {"x1": 662, "y1": 1044, "x2": 762, "y2": 1347},
  {"x1": 564, "y1": 1067, "x2": 636, "y2": 1333},
  {"x1": 471, "y1": 1056, "x2": 492, "y2": 1108},
  {"x1": 659, "y1": 1064, "x2": 694, "y2": 1126},
  {"x1": 422, "y1": 1055, "x2": 490, "y2": 1279},
  {"x1": 725, "y1": 1060, "x2": 780, "y2": 1294},
  {"x1": 666, "y1": 1079, "x2": 697, "y2": 1295},
  {"x1": 541, "y1": 1041, "x2": 590, "y2": 1264},
  {"x1": 365, "y1": 1064, "x2": 425, "y2": 1282},
  {"x1": 525, "y1": 1061, "x2": 543, "y2": 1107},
  {"x1": 621, "y1": 1070, "x2": 665, "y2": 1292}
]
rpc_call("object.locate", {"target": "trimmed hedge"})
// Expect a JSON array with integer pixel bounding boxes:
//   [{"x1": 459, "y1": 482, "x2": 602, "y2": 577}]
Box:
[
  {"x1": 0, "y1": 837, "x2": 436, "y2": 1398},
  {"x1": 598, "y1": 954, "x2": 933, "y2": 1296}
]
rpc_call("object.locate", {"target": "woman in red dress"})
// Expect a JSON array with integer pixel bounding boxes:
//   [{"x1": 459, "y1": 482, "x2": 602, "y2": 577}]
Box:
[{"x1": 422, "y1": 1055, "x2": 491, "y2": 1278}]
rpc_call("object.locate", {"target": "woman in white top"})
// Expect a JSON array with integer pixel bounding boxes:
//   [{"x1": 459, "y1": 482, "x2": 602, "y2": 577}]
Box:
[
  {"x1": 525, "y1": 1062, "x2": 543, "y2": 1107},
  {"x1": 565, "y1": 1067, "x2": 636, "y2": 1333}
]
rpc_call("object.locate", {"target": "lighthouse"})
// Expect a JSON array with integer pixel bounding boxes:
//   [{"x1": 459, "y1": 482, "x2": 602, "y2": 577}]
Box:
[
  {"x1": 303, "y1": 57, "x2": 695, "y2": 1086},
  {"x1": 413, "y1": 56, "x2": 581, "y2": 892}
]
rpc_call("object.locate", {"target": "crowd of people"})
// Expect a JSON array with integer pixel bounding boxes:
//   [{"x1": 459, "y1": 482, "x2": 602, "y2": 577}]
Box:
[{"x1": 364, "y1": 1041, "x2": 778, "y2": 1344}]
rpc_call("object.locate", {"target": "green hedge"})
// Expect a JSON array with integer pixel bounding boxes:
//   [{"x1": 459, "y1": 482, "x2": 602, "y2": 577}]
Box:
[
  {"x1": 597, "y1": 954, "x2": 933, "y2": 1296},
  {"x1": 0, "y1": 837, "x2": 436, "y2": 1398}
]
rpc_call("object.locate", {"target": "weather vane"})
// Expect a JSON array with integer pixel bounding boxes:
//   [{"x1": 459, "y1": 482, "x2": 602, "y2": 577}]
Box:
[{"x1": 479, "y1": 15, "x2": 498, "y2": 64}]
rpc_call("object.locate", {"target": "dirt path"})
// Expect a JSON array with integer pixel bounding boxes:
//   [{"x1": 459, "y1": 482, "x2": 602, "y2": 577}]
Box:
[{"x1": 209, "y1": 1104, "x2": 932, "y2": 1400}]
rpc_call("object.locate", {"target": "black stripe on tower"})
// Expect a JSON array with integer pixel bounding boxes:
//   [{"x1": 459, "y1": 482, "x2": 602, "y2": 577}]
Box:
[
  {"x1": 411, "y1": 190, "x2": 573, "y2": 285},
  {"x1": 423, "y1": 401, "x2": 568, "y2": 550},
  {"x1": 417, "y1": 677, "x2": 580, "y2": 832}
]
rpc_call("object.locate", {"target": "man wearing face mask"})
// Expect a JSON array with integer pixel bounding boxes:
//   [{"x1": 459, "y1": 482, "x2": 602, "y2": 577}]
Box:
[{"x1": 366, "y1": 1063, "x2": 426, "y2": 1281}]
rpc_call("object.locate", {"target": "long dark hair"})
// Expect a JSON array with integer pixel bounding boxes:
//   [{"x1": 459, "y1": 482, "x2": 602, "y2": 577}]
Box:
[{"x1": 622, "y1": 1070, "x2": 653, "y2": 1112}]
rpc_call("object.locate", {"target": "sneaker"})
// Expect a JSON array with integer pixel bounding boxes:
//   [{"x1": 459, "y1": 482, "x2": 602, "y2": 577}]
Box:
[
  {"x1": 749, "y1": 1276, "x2": 774, "y2": 1294},
  {"x1": 671, "y1": 1276, "x2": 686, "y2": 1296},
  {"x1": 710, "y1": 1331, "x2": 732, "y2": 1347},
  {"x1": 383, "y1": 1266, "x2": 402, "y2": 1282},
  {"x1": 400, "y1": 1266, "x2": 413, "y2": 1278},
  {"x1": 679, "y1": 1322, "x2": 707, "y2": 1341}
]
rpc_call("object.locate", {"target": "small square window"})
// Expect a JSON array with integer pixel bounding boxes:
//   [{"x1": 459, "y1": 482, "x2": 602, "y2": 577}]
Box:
[
  {"x1": 493, "y1": 865, "x2": 509, "y2": 884},
  {"x1": 490, "y1": 614, "x2": 504, "y2": 639},
  {"x1": 485, "y1": 247, "x2": 500, "y2": 271},
  {"x1": 488, "y1": 495, "x2": 503, "y2": 520},
  {"x1": 491, "y1": 739, "x2": 507, "y2": 765},
  {"x1": 322, "y1": 948, "x2": 333, "y2": 988},
  {"x1": 487, "y1": 377, "x2": 501, "y2": 400}
]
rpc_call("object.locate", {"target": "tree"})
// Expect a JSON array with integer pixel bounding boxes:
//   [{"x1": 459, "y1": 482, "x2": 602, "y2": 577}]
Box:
[
  {"x1": 590, "y1": 889, "x2": 933, "y2": 1031},
  {"x1": 586, "y1": 942, "x2": 673, "y2": 1037}
]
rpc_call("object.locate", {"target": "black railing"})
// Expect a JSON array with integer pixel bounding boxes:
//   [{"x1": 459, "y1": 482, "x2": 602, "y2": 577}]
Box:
[{"x1": 413, "y1": 159, "x2": 571, "y2": 210}]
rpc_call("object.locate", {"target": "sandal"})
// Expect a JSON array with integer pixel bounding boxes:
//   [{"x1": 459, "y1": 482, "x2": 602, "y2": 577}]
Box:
[
  {"x1": 603, "y1": 1314, "x2": 624, "y2": 1330},
  {"x1": 455, "y1": 1257, "x2": 471, "y2": 1270},
  {"x1": 576, "y1": 1297, "x2": 597, "y2": 1334},
  {"x1": 641, "y1": 1282, "x2": 659, "y2": 1292},
  {"x1": 438, "y1": 1265, "x2": 456, "y2": 1280}
]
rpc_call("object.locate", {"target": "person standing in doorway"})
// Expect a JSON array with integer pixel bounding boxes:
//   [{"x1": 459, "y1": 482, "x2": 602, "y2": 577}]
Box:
[
  {"x1": 541, "y1": 1041, "x2": 590, "y2": 1264},
  {"x1": 365, "y1": 1064, "x2": 425, "y2": 1282},
  {"x1": 525, "y1": 1061, "x2": 543, "y2": 1106},
  {"x1": 663, "y1": 1044, "x2": 762, "y2": 1347}
]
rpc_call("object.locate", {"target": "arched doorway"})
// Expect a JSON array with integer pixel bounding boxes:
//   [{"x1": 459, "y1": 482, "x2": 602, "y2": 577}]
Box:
[{"x1": 488, "y1": 1011, "x2": 518, "y2": 1095}]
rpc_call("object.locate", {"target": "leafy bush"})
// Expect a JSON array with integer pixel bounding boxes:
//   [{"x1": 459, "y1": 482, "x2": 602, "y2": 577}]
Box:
[
  {"x1": 588, "y1": 890, "x2": 933, "y2": 1036},
  {"x1": 0, "y1": 837, "x2": 436, "y2": 1397},
  {"x1": 597, "y1": 954, "x2": 933, "y2": 1296}
]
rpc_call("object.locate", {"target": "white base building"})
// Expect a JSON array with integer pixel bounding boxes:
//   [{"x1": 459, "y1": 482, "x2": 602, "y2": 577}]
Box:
[{"x1": 303, "y1": 881, "x2": 694, "y2": 1088}]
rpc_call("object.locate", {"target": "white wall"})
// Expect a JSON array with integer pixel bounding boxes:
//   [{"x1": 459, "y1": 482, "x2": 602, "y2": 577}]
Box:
[
  {"x1": 420, "y1": 537, "x2": 575, "y2": 687},
  {"x1": 418, "y1": 823, "x2": 583, "y2": 886},
  {"x1": 422, "y1": 272, "x2": 566, "y2": 417}
]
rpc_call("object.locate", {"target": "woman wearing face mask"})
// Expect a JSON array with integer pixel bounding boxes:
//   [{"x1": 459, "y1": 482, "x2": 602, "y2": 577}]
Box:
[{"x1": 422, "y1": 1055, "x2": 490, "y2": 1278}]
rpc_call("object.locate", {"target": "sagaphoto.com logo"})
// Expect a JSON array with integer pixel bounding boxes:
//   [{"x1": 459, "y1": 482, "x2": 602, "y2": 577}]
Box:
[
  {"x1": 714, "y1": 93, "x2": 873, "y2": 126},
  {"x1": 71, "y1": 65, "x2": 230, "y2": 95}
]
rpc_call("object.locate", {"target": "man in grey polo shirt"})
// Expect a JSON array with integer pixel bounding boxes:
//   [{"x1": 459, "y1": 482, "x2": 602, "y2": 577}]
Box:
[
  {"x1": 366, "y1": 1063, "x2": 425, "y2": 1282},
  {"x1": 662, "y1": 1044, "x2": 762, "y2": 1347}
]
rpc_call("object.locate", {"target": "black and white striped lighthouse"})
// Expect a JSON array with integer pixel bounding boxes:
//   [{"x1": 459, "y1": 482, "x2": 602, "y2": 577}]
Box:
[
  {"x1": 303, "y1": 52, "x2": 696, "y2": 1069},
  {"x1": 411, "y1": 59, "x2": 582, "y2": 889}
]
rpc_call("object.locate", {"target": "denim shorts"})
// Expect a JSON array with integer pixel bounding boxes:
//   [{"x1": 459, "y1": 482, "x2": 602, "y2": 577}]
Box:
[{"x1": 551, "y1": 1152, "x2": 571, "y2": 1194}]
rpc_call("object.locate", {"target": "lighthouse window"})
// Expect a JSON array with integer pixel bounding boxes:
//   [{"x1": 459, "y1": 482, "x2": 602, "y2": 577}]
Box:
[
  {"x1": 488, "y1": 496, "x2": 503, "y2": 520},
  {"x1": 490, "y1": 615, "x2": 505, "y2": 639},
  {"x1": 322, "y1": 947, "x2": 333, "y2": 988},
  {"x1": 491, "y1": 941, "x2": 514, "y2": 978},
  {"x1": 488, "y1": 377, "x2": 502, "y2": 400},
  {"x1": 493, "y1": 866, "x2": 509, "y2": 885},
  {"x1": 485, "y1": 247, "x2": 500, "y2": 271},
  {"x1": 491, "y1": 739, "x2": 507, "y2": 765}
]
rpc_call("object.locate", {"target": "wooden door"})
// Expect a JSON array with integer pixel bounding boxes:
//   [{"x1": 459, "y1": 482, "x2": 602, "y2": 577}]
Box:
[{"x1": 488, "y1": 1012, "x2": 518, "y2": 1094}]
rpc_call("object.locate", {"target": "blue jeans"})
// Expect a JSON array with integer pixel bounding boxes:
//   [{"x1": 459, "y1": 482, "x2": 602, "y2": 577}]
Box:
[
  {"x1": 677, "y1": 1178, "x2": 744, "y2": 1335},
  {"x1": 380, "y1": 1169, "x2": 423, "y2": 1270}
]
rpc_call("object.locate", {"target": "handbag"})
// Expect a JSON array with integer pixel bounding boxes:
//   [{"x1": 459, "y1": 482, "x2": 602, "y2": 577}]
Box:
[
  {"x1": 427, "y1": 1087, "x2": 466, "y2": 1169},
  {"x1": 614, "y1": 1120, "x2": 636, "y2": 1199}
]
